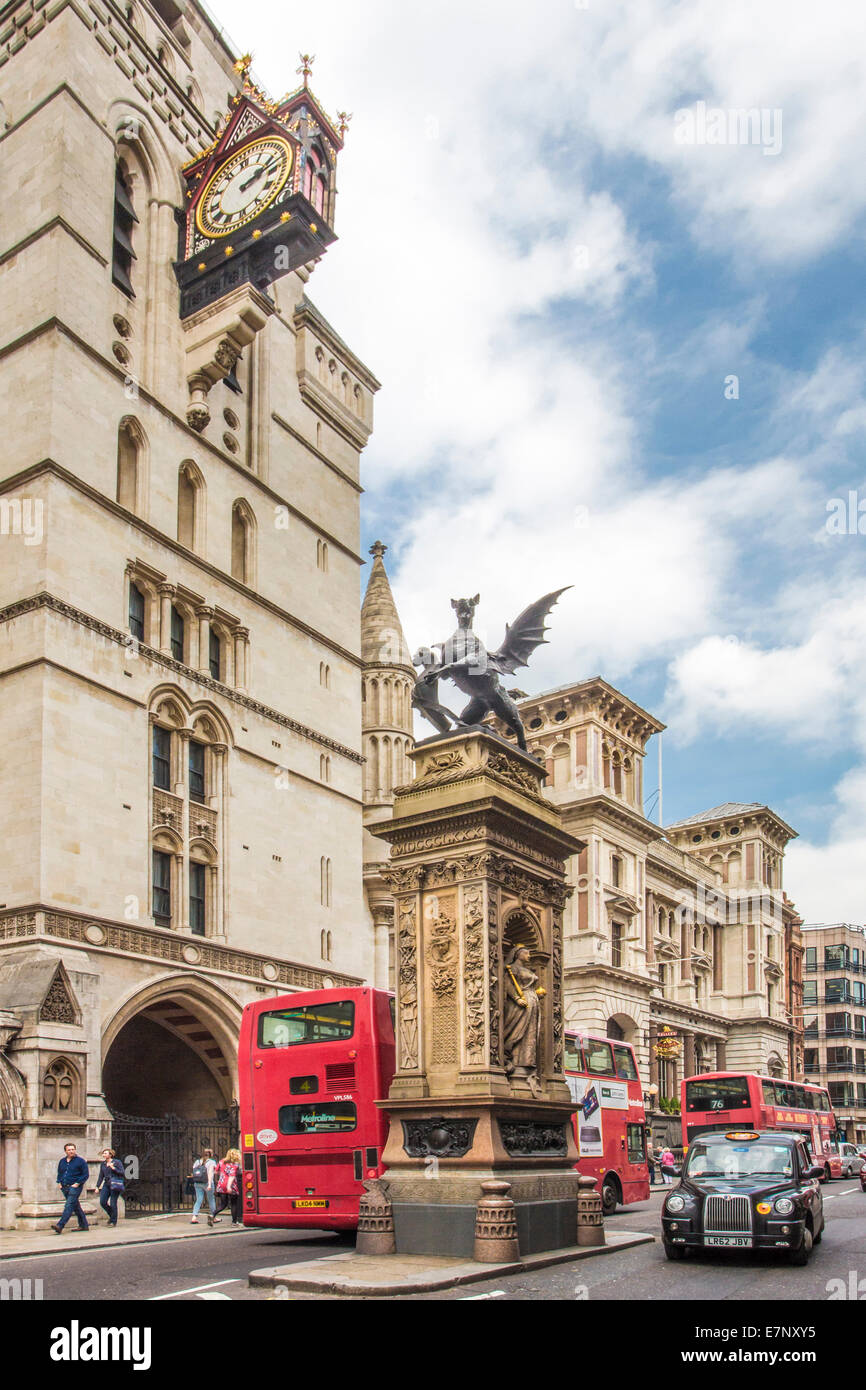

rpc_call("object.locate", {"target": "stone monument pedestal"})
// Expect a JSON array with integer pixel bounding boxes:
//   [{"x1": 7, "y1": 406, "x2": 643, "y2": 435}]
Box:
[{"x1": 372, "y1": 727, "x2": 586, "y2": 1258}]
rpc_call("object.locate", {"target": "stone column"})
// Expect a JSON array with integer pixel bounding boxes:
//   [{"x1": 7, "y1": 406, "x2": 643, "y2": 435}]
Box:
[
  {"x1": 158, "y1": 583, "x2": 176, "y2": 655},
  {"x1": 649, "y1": 1022, "x2": 659, "y2": 1092},
  {"x1": 196, "y1": 606, "x2": 215, "y2": 676},
  {"x1": 683, "y1": 1031, "x2": 695, "y2": 1080},
  {"x1": 234, "y1": 627, "x2": 249, "y2": 692}
]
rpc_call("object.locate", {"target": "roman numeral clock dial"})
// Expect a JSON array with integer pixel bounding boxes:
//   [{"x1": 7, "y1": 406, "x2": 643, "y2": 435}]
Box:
[{"x1": 195, "y1": 136, "x2": 293, "y2": 239}]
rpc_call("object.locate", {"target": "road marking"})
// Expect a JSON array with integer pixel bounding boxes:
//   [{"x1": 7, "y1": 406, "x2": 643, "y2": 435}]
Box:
[
  {"x1": 197, "y1": 1291, "x2": 233, "y2": 1300},
  {"x1": 149, "y1": 1278, "x2": 242, "y2": 1301},
  {"x1": 461, "y1": 1290, "x2": 506, "y2": 1299},
  {"x1": 822, "y1": 1186, "x2": 858, "y2": 1200}
]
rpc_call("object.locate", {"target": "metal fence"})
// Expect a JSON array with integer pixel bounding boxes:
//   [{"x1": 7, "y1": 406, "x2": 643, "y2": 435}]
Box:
[{"x1": 110, "y1": 1105, "x2": 239, "y2": 1215}]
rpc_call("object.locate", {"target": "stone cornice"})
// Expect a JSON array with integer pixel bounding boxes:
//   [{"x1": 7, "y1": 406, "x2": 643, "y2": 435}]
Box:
[
  {"x1": 0, "y1": 459, "x2": 363, "y2": 665},
  {"x1": 0, "y1": 321, "x2": 364, "y2": 566},
  {"x1": 296, "y1": 372, "x2": 372, "y2": 452},
  {"x1": 293, "y1": 298, "x2": 381, "y2": 392},
  {"x1": 0, "y1": 906, "x2": 362, "y2": 991},
  {"x1": 271, "y1": 412, "x2": 364, "y2": 497},
  {"x1": 0, "y1": 216, "x2": 107, "y2": 270},
  {"x1": 559, "y1": 792, "x2": 662, "y2": 844},
  {"x1": 0, "y1": 592, "x2": 365, "y2": 764}
]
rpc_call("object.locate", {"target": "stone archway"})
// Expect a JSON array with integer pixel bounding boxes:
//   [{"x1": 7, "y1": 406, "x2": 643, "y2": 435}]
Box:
[
  {"x1": 102, "y1": 974, "x2": 241, "y2": 1117},
  {"x1": 101, "y1": 976, "x2": 242, "y2": 1214},
  {"x1": 606, "y1": 1011, "x2": 639, "y2": 1047}
]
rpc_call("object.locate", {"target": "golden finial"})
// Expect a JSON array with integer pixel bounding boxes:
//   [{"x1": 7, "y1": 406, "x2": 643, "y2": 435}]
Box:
[
  {"x1": 233, "y1": 53, "x2": 253, "y2": 77},
  {"x1": 337, "y1": 110, "x2": 353, "y2": 139},
  {"x1": 297, "y1": 53, "x2": 315, "y2": 86}
]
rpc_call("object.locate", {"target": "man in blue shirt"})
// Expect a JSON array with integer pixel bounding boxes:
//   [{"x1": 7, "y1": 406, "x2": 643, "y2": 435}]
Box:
[{"x1": 53, "y1": 1142, "x2": 90, "y2": 1233}]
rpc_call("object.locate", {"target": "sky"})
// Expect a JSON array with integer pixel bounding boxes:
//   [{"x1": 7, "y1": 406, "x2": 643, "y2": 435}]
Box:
[{"x1": 215, "y1": 0, "x2": 866, "y2": 923}]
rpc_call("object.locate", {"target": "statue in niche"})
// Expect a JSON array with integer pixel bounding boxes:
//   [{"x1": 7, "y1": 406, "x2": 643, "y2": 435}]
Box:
[
  {"x1": 412, "y1": 590, "x2": 570, "y2": 749},
  {"x1": 503, "y1": 945, "x2": 546, "y2": 1094}
]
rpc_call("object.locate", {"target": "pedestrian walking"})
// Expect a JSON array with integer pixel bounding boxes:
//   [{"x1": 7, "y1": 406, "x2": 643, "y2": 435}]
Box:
[
  {"x1": 660, "y1": 1145, "x2": 675, "y2": 1184},
  {"x1": 213, "y1": 1147, "x2": 242, "y2": 1226},
  {"x1": 191, "y1": 1147, "x2": 216, "y2": 1225},
  {"x1": 646, "y1": 1137, "x2": 656, "y2": 1186},
  {"x1": 53, "y1": 1142, "x2": 90, "y2": 1233},
  {"x1": 96, "y1": 1147, "x2": 125, "y2": 1226}
]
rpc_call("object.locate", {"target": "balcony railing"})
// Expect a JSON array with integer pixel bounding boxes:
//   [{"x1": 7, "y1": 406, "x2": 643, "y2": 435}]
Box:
[{"x1": 804, "y1": 961, "x2": 866, "y2": 974}]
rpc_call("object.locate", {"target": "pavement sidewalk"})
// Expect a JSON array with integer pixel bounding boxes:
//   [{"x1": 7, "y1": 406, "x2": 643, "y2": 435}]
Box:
[
  {"x1": 249, "y1": 1229, "x2": 655, "y2": 1297},
  {"x1": 0, "y1": 1211, "x2": 250, "y2": 1261}
]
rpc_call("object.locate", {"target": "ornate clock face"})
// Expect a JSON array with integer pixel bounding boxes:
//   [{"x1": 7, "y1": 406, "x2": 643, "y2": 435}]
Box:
[{"x1": 195, "y1": 136, "x2": 293, "y2": 239}]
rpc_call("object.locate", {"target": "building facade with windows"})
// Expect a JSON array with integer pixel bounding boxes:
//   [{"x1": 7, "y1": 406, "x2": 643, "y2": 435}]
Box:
[
  {"x1": 489, "y1": 681, "x2": 804, "y2": 1142},
  {"x1": 0, "y1": 0, "x2": 378, "y2": 1225},
  {"x1": 801, "y1": 924, "x2": 866, "y2": 1143}
]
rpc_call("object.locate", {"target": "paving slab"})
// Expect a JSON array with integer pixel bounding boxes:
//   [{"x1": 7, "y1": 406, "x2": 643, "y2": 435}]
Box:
[{"x1": 248, "y1": 1229, "x2": 654, "y2": 1296}]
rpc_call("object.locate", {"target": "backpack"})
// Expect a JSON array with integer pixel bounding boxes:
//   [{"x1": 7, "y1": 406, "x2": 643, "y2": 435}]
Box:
[{"x1": 192, "y1": 1158, "x2": 208, "y2": 1184}]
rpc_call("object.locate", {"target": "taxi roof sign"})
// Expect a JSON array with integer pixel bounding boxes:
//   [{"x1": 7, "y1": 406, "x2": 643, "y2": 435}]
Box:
[{"x1": 725, "y1": 1131, "x2": 760, "y2": 1141}]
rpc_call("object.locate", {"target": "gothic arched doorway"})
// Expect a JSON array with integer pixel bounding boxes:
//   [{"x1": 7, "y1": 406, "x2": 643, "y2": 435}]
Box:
[{"x1": 102, "y1": 979, "x2": 241, "y2": 1212}]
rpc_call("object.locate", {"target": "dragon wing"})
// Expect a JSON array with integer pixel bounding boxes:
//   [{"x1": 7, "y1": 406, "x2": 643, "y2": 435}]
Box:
[{"x1": 489, "y1": 588, "x2": 572, "y2": 675}]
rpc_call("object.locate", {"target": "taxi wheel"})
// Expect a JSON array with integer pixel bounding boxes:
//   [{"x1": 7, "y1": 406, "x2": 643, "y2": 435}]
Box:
[
  {"x1": 663, "y1": 1240, "x2": 687, "y2": 1261},
  {"x1": 812, "y1": 1227, "x2": 823, "y2": 1245},
  {"x1": 790, "y1": 1226, "x2": 813, "y2": 1267},
  {"x1": 822, "y1": 1166, "x2": 831, "y2": 1183}
]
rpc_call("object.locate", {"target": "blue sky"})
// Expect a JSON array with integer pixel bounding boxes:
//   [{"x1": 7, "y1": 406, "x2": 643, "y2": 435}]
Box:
[{"x1": 218, "y1": 0, "x2": 866, "y2": 920}]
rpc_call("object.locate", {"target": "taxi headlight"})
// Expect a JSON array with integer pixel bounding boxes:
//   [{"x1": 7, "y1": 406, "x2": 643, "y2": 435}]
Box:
[
  {"x1": 665, "y1": 1195, "x2": 686, "y2": 1213},
  {"x1": 773, "y1": 1196, "x2": 795, "y2": 1215}
]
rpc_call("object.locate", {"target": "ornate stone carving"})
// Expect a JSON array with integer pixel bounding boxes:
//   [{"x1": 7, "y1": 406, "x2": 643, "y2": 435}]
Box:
[
  {"x1": 186, "y1": 400, "x2": 211, "y2": 433},
  {"x1": 0, "y1": 908, "x2": 359, "y2": 991},
  {"x1": 426, "y1": 910, "x2": 457, "y2": 999},
  {"x1": 485, "y1": 748, "x2": 543, "y2": 799},
  {"x1": 380, "y1": 863, "x2": 426, "y2": 894},
  {"x1": 488, "y1": 896, "x2": 501, "y2": 1067},
  {"x1": 153, "y1": 789, "x2": 183, "y2": 831},
  {"x1": 411, "y1": 749, "x2": 466, "y2": 788},
  {"x1": 462, "y1": 884, "x2": 486, "y2": 1065},
  {"x1": 402, "y1": 1116, "x2": 478, "y2": 1158},
  {"x1": 396, "y1": 897, "x2": 420, "y2": 1071},
  {"x1": 214, "y1": 338, "x2": 241, "y2": 373},
  {"x1": 40, "y1": 970, "x2": 77, "y2": 1024},
  {"x1": 499, "y1": 1120, "x2": 568, "y2": 1157},
  {"x1": 551, "y1": 918, "x2": 564, "y2": 1076}
]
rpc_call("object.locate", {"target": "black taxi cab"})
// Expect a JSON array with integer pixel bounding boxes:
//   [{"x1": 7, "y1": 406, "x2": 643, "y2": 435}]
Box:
[{"x1": 661, "y1": 1130, "x2": 825, "y2": 1266}]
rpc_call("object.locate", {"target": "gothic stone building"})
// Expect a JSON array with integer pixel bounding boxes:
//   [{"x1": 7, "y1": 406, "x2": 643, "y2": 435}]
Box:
[{"x1": 0, "y1": 0, "x2": 378, "y2": 1226}]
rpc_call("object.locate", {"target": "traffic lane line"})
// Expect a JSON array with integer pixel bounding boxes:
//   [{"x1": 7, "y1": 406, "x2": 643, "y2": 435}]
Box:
[
  {"x1": 149, "y1": 1278, "x2": 243, "y2": 1301},
  {"x1": 822, "y1": 1185, "x2": 858, "y2": 1200}
]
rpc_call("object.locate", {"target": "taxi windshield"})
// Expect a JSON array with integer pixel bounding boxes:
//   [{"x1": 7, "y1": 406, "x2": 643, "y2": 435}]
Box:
[{"x1": 684, "y1": 1142, "x2": 794, "y2": 1180}]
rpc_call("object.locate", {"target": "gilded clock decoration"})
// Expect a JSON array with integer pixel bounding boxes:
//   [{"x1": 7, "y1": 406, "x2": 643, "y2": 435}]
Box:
[{"x1": 195, "y1": 135, "x2": 293, "y2": 239}]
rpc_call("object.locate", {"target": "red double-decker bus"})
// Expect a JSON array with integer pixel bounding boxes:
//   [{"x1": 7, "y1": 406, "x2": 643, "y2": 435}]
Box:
[
  {"x1": 239, "y1": 988, "x2": 649, "y2": 1229},
  {"x1": 565, "y1": 1031, "x2": 650, "y2": 1214},
  {"x1": 681, "y1": 1072, "x2": 843, "y2": 1180},
  {"x1": 238, "y1": 987, "x2": 395, "y2": 1229}
]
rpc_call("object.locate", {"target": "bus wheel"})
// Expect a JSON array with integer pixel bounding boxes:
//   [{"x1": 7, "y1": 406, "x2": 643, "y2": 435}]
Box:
[
  {"x1": 790, "y1": 1226, "x2": 812, "y2": 1267},
  {"x1": 663, "y1": 1240, "x2": 687, "y2": 1261},
  {"x1": 601, "y1": 1179, "x2": 619, "y2": 1217}
]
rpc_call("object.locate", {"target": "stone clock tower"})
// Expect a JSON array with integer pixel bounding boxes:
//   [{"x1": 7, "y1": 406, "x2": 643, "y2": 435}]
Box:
[{"x1": 0, "y1": 1, "x2": 378, "y2": 1227}]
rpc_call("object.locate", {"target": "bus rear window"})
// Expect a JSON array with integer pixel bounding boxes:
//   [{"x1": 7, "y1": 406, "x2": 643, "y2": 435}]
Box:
[
  {"x1": 258, "y1": 1001, "x2": 355, "y2": 1048},
  {"x1": 685, "y1": 1077, "x2": 751, "y2": 1112},
  {"x1": 279, "y1": 1102, "x2": 357, "y2": 1134},
  {"x1": 584, "y1": 1039, "x2": 615, "y2": 1076},
  {"x1": 613, "y1": 1045, "x2": 638, "y2": 1081}
]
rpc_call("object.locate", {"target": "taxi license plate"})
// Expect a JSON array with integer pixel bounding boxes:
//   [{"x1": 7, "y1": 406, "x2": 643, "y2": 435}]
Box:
[
  {"x1": 293, "y1": 1199, "x2": 329, "y2": 1209},
  {"x1": 705, "y1": 1235, "x2": 751, "y2": 1248}
]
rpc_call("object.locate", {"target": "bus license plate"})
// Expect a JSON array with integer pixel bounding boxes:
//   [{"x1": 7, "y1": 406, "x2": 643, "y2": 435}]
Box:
[
  {"x1": 705, "y1": 1235, "x2": 751, "y2": 1248},
  {"x1": 293, "y1": 1199, "x2": 329, "y2": 1209}
]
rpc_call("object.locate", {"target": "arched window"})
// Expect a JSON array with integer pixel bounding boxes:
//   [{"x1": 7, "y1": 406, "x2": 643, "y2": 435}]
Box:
[
  {"x1": 317, "y1": 538, "x2": 329, "y2": 571},
  {"x1": 117, "y1": 418, "x2": 143, "y2": 511},
  {"x1": 320, "y1": 754, "x2": 331, "y2": 782},
  {"x1": 303, "y1": 146, "x2": 329, "y2": 217},
  {"x1": 128, "y1": 580, "x2": 145, "y2": 642},
  {"x1": 112, "y1": 161, "x2": 137, "y2": 297},
  {"x1": 178, "y1": 461, "x2": 205, "y2": 552},
  {"x1": 320, "y1": 855, "x2": 332, "y2": 907},
  {"x1": 231, "y1": 501, "x2": 255, "y2": 585},
  {"x1": 319, "y1": 662, "x2": 330, "y2": 689},
  {"x1": 42, "y1": 1058, "x2": 79, "y2": 1113},
  {"x1": 606, "y1": 1017, "x2": 625, "y2": 1041},
  {"x1": 170, "y1": 605, "x2": 185, "y2": 663}
]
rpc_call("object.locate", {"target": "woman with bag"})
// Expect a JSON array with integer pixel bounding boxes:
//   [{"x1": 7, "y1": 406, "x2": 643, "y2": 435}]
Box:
[
  {"x1": 213, "y1": 1147, "x2": 242, "y2": 1226},
  {"x1": 96, "y1": 1147, "x2": 125, "y2": 1227},
  {"x1": 191, "y1": 1147, "x2": 216, "y2": 1225}
]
